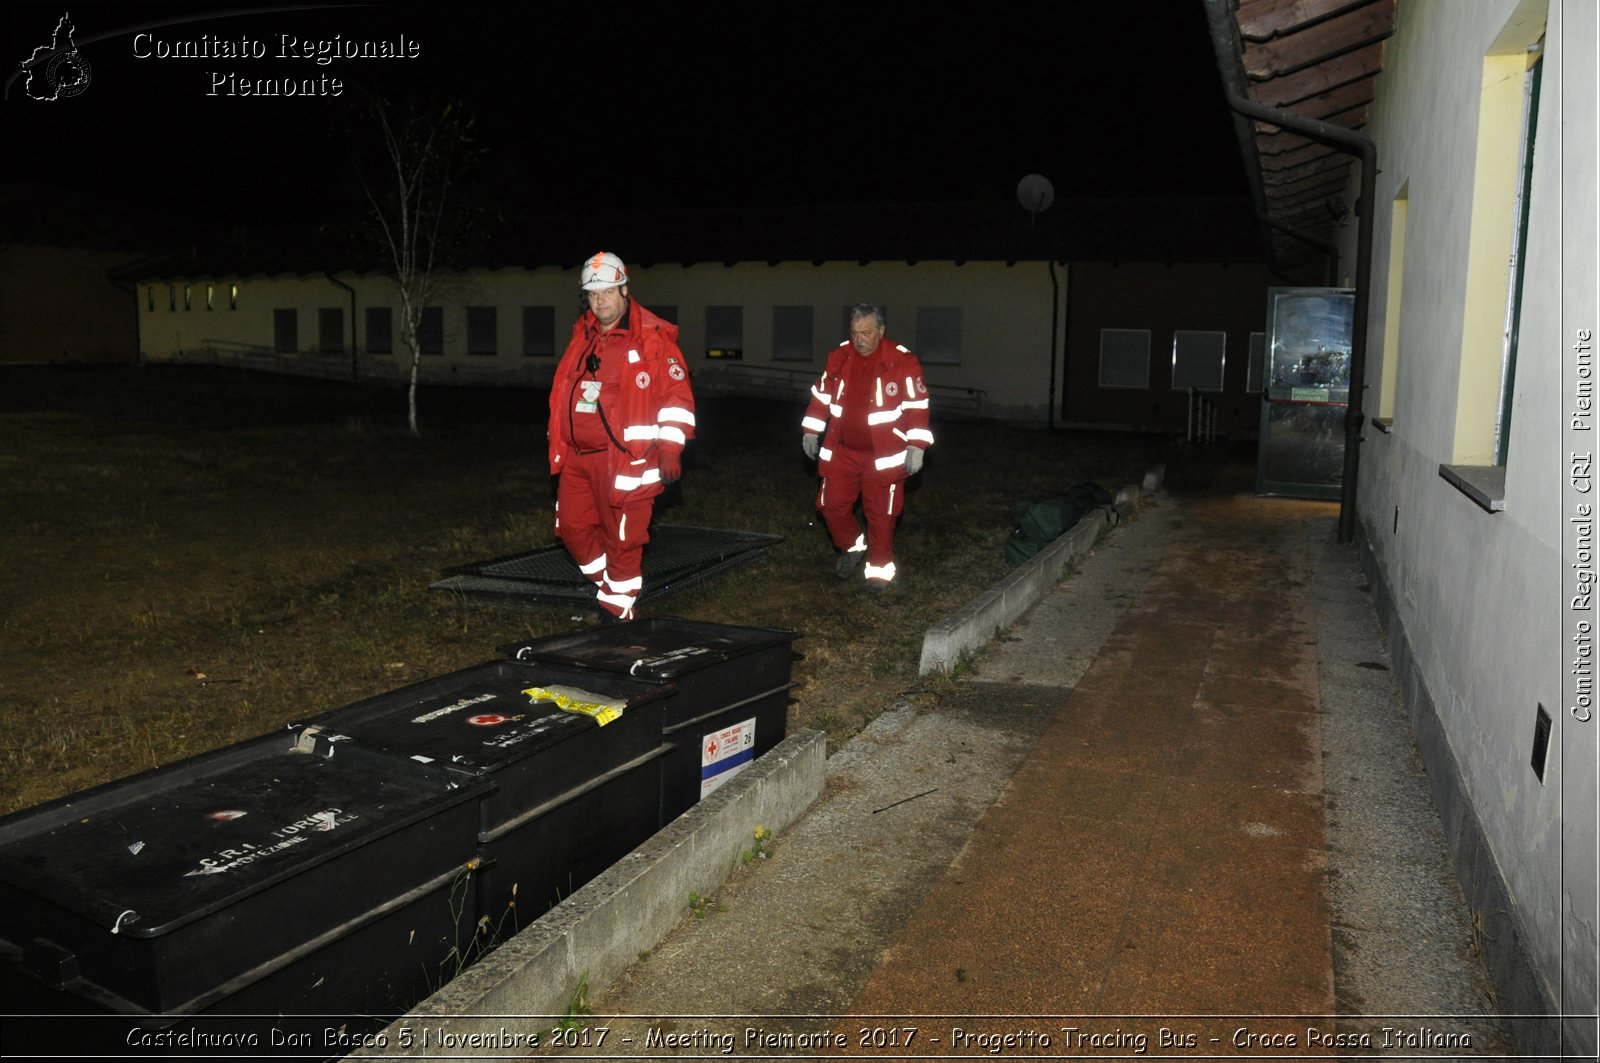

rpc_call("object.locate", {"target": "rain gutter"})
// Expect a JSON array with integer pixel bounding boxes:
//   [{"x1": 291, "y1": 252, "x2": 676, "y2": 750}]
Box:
[{"x1": 1202, "y1": 0, "x2": 1376, "y2": 543}]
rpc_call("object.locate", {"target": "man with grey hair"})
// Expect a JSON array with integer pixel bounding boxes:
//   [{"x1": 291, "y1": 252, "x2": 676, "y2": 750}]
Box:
[{"x1": 800, "y1": 304, "x2": 933, "y2": 592}]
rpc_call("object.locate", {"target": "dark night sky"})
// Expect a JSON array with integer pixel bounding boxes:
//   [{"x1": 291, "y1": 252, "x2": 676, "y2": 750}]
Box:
[{"x1": 3, "y1": 2, "x2": 1247, "y2": 228}]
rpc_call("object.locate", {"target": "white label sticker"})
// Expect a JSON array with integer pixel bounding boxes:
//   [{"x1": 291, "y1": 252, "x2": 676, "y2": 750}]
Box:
[{"x1": 699, "y1": 717, "x2": 757, "y2": 798}]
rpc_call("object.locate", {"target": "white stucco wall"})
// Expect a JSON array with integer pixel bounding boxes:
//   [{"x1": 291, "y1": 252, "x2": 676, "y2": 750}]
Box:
[
  {"x1": 1351, "y1": 0, "x2": 1597, "y2": 1021},
  {"x1": 136, "y1": 261, "x2": 1064, "y2": 422}
]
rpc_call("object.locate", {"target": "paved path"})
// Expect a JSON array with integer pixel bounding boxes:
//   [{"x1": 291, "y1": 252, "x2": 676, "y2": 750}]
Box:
[{"x1": 565, "y1": 468, "x2": 1510, "y2": 1060}]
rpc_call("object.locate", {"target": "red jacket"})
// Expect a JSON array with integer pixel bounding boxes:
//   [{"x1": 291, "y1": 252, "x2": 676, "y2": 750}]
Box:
[
  {"x1": 801, "y1": 338, "x2": 933, "y2": 482},
  {"x1": 548, "y1": 301, "x2": 695, "y2": 503}
]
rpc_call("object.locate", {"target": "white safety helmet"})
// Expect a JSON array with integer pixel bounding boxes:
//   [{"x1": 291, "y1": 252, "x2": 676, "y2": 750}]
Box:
[{"x1": 580, "y1": 251, "x2": 628, "y2": 291}]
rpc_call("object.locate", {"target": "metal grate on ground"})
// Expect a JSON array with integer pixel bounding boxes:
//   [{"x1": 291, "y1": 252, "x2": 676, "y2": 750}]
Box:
[{"x1": 430, "y1": 525, "x2": 783, "y2": 608}]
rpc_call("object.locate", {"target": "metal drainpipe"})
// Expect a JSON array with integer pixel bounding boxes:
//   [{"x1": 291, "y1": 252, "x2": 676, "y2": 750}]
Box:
[
  {"x1": 1048, "y1": 258, "x2": 1061, "y2": 430},
  {"x1": 1058, "y1": 259, "x2": 1072, "y2": 429},
  {"x1": 325, "y1": 271, "x2": 358, "y2": 383},
  {"x1": 1203, "y1": 0, "x2": 1376, "y2": 543}
]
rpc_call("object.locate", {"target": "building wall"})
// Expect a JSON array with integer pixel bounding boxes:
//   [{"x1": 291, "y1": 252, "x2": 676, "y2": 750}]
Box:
[
  {"x1": 624, "y1": 261, "x2": 1064, "y2": 422},
  {"x1": 136, "y1": 261, "x2": 1068, "y2": 421},
  {"x1": 137, "y1": 257, "x2": 1287, "y2": 431},
  {"x1": 1063, "y1": 260, "x2": 1277, "y2": 435},
  {"x1": 0, "y1": 245, "x2": 138, "y2": 364},
  {"x1": 1348, "y1": 0, "x2": 1597, "y2": 1047}
]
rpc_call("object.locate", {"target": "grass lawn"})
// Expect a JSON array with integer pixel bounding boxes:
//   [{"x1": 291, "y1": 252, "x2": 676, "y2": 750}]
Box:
[{"x1": 0, "y1": 364, "x2": 1167, "y2": 815}]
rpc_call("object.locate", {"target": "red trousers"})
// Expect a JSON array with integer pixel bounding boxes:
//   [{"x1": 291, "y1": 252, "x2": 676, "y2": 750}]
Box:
[
  {"x1": 816, "y1": 445, "x2": 904, "y2": 584},
  {"x1": 555, "y1": 448, "x2": 654, "y2": 619}
]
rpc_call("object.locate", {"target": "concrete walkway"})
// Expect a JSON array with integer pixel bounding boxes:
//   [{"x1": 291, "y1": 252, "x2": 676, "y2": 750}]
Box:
[
  {"x1": 364, "y1": 460, "x2": 1513, "y2": 1061},
  {"x1": 560, "y1": 462, "x2": 1512, "y2": 1059}
]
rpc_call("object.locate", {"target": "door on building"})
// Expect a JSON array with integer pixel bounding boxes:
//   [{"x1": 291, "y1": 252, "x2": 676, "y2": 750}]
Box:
[{"x1": 1256, "y1": 287, "x2": 1355, "y2": 499}]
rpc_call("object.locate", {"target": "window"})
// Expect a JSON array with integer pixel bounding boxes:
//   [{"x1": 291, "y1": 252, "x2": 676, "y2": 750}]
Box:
[
  {"x1": 467, "y1": 306, "x2": 497, "y2": 355},
  {"x1": 273, "y1": 309, "x2": 298, "y2": 354},
  {"x1": 1493, "y1": 44, "x2": 1541, "y2": 465},
  {"x1": 183, "y1": 285, "x2": 191, "y2": 311},
  {"x1": 1448, "y1": 2, "x2": 1545, "y2": 471},
  {"x1": 229, "y1": 284, "x2": 238, "y2": 311},
  {"x1": 1099, "y1": 329, "x2": 1150, "y2": 389},
  {"x1": 1171, "y1": 330, "x2": 1226, "y2": 392},
  {"x1": 705, "y1": 305, "x2": 743, "y2": 359},
  {"x1": 366, "y1": 307, "x2": 393, "y2": 354},
  {"x1": 522, "y1": 306, "x2": 555, "y2": 356},
  {"x1": 1377, "y1": 184, "x2": 1410, "y2": 423},
  {"x1": 318, "y1": 308, "x2": 344, "y2": 354},
  {"x1": 205, "y1": 285, "x2": 214, "y2": 311},
  {"x1": 915, "y1": 307, "x2": 963, "y2": 366},
  {"x1": 419, "y1": 306, "x2": 444, "y2": 355},
  {"x1": 772, "y1": 306, "x2": 814, "y2": 362},
  {"x1": 146, "y1": 287, "x2": 155, "y2": 312}
]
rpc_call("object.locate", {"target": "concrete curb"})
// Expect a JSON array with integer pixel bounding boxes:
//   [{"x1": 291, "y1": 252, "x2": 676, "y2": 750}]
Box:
[
  {"x1": 355, "y1": 729, "x2": 827, "y2": 1055},
  {"x1": 917, "y1": 466, "x2": 1163, "y2": 676}
]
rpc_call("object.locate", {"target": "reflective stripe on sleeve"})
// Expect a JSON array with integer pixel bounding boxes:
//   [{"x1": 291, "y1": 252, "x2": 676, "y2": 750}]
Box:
[
  {"x1": 802, "y1": 415, "x2": 828, "y2": 433},
  {"x1": 614, "y1": 468, "x2": 662, "y2": 491}
]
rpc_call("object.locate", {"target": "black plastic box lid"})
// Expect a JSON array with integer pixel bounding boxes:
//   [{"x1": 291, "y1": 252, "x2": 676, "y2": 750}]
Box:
[
  {"x1": 497, "y1": 618, "x2": 797, "y2": 684},
  {"x1": 291, "y1": 659, "x2": 673, "y2": 779},
  {"x1": 0, "y1": 732, "x2": 485, "y2": 940}
]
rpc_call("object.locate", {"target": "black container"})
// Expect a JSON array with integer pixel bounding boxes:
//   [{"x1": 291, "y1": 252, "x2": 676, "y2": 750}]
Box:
[
  {"x1": 292, "y1": 659, "x2": 674, "y2": 834},
  {"x1": 498, "y1": 618, "x2": 797, "y2": 822},
  {"x1": 473, "y1": 742, "x2": 672, "y2": 928},
  {"x1": 0, "y1": 731, "x2": 487, "y2": 1030}
]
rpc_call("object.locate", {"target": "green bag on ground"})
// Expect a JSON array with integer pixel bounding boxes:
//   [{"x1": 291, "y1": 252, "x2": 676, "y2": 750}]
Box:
[{"x1": 1004, "y1": 482, "x2": 1113, "y2": 566}]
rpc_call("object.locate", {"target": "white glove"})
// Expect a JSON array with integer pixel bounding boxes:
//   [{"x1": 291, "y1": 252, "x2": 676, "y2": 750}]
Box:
[
  {"x1": 802, "y1": 434, "x2": 820, "y2": 461},
  {"x1": 905, "y1": 448, "x2": 925, "y2": 475}
]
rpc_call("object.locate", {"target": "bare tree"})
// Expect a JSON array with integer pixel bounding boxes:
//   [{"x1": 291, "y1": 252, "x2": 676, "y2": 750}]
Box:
[{"x1": 351, "y1": 90, "x2": 482, "y2": 437}]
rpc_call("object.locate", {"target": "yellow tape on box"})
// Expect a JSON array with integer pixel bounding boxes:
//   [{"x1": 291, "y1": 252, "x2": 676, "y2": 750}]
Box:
[{"x1": 522, "y1": 685, "x2": 626, "y2": 727}]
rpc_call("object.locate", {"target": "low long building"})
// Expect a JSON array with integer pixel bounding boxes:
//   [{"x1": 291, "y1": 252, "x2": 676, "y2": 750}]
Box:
[{"x1": 129, "y1": 199, "x2": 1276, "y2": 433}]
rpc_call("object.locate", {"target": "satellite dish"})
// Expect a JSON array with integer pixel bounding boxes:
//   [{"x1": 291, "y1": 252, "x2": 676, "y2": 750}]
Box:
[{"x1": 1016, "y1": 173, "x2": 1055, "y2": 214}]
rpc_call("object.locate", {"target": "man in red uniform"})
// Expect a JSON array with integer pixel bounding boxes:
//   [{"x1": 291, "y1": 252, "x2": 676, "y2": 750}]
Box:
[
  {"x1": 548, "y1": 252, "x2": 695, "y2": 621},
  {"x1": 800, "y1": 304, "x2": 933, "y2": 591}
]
